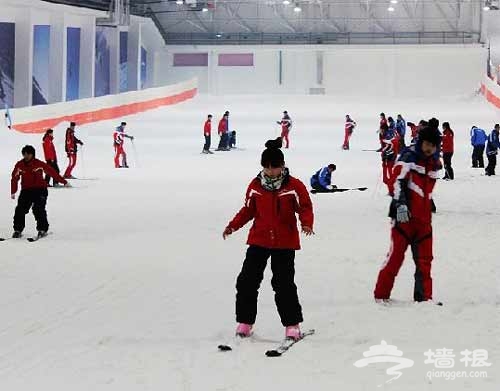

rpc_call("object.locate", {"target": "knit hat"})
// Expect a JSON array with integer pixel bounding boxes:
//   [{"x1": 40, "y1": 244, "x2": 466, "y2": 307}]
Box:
[
  {"x1": 261, "y1": 138, "x2": 284, "y2": 168},
  {"x1": 419, "y1": 126, "x2": 442, "y2": 146}
]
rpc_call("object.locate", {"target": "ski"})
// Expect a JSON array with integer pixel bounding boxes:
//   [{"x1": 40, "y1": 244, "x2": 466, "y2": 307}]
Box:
[
  {"x1": 265, "y1": 329, "x2": 315, "y2": 357},
  {"x1": 1, "y1": 234, "x2": 23, "y2": 242},
  {"x1": 311, "y1": 187, "x2": 367, "y2": 194},
  {"x1": 218, "y1": 333, "x2": 251, "y2": 352},
  {"x1": 362, "y1": 149, "x2": 380, "y2": 152},
  {"x1": 27, "y1": 232, "x2": 51, "y2": 242},
  {"x1": 0, "y1": 238, "x2": 5, "y2": 241}
]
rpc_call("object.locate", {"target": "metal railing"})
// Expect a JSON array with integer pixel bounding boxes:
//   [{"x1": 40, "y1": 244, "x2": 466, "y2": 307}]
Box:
[{"x1": 165, "y1": 31, "x2": 481, "y2": 46}]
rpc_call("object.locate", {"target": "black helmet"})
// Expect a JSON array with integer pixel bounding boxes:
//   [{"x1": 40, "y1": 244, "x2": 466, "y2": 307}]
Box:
[
  {"x1": 419, "y1": 126, "x2": 442, "y2": 146},
  {"x1": 22, "y1": 145, "x2": 36, "y2": 156}
]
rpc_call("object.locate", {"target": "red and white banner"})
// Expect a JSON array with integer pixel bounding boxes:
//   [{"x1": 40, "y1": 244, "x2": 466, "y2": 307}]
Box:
[
  {"x1": 481, "y1": 76, "x2": 500, "y2": 110},
  {"x1": 9, "y1": 79, "x2": 198, "y2": 134}
]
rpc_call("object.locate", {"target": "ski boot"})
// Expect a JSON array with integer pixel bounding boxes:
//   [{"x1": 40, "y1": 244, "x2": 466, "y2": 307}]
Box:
[
  {"x1": 285, "y1": 325, "x2": 301, "y2": 341},
  {"x1": 235, "y1": 323, "x2": 253, "y2": 338},
  {"x1": 37, "y1": 231, "x2": 48, "y2": 239},
  {"x1": 12, "y1": 231, "x2": 22, "y2": 239}
]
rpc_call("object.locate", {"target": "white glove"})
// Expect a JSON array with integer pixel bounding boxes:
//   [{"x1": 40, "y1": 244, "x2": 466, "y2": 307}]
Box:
[{"x1": 396, "y1": 204, "x2": 410, "y2": 223}]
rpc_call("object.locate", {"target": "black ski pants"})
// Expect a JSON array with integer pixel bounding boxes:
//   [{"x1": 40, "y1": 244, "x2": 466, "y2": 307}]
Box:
[
  {"x1": 13, "y1": 188, "x2": 49, "y2": 233},
  {"x1": 236, "y1": 245, "x2": 303, "y2": 327},
  {"x1": 472, "y1": 145, "x2": 485, "y2": 168}
]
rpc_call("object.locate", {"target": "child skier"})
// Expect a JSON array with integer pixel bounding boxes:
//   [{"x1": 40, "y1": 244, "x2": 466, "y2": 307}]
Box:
[
  {"x1": 11, "y1": 145, "x2": 70, "y2": 239},
  {"x1": 374, "y1": 125, "x2": 442, "y2": 303},
  {"x1": 342, "y1": 115, "x2": 356, "y2": 150},
  {"x1": 42, "y1": 129, "x2": 61, "y2": 186},
  {"x1": 277, "y1": 111, "x2": 292, "y2": 148},
  {"x1": 223, "y1": 139, "x2": 314, "y2": 341},
  {"x1": 310, "y1": 164, "x2": 337, "y2": 191},
  {"x1": 113, "y1": 122, "x2": 134, "y2": 168},
  {"x1": 202, "y1": 114, "x2": 213, "y2": 154},
  {"x1": 380, "y1": 124, "x2": 399, "y2": 191},
  {"x1": 63, "y1": 122, "x2": 83, "y2": 179}
]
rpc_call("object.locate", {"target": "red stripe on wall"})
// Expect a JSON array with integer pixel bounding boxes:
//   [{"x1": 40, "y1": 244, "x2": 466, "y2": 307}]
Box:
[
  {"x1": 481, "y1": 83, "x2": 500, "y2": 109},
  {"x1": 13, "y1": 88, "x2": 197, "y2": 134}
]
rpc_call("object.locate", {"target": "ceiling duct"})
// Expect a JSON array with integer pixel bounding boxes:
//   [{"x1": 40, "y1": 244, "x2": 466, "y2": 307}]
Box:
[{"x1": 96, "y1": 0, "x2": 130, "y2": 27}]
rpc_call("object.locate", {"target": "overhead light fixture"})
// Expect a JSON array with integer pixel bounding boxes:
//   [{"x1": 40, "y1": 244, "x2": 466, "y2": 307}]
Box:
[
  {"x1": 283, "y1": 0, "x2": 291, "y2": 5},
  {"x1": 294, "y1": 6, "x2": 302, "y2": 12},
  {"x1": 202, "y1": 7, "x2": 208, "y2": 12},
  {"x1": 390, "y1": 0, "x2": 398, "y2": 4},
  {"x1": 388, "y1": 6, "x2": 395, "y2": 12},
  {"x1": 483, "y1": 5, "x2": 491, "y2": 10},
  {"x1": 216, "y1": 33, "x2": 222, "y2": 38},
  {"x1": 176, "y1": 0, "x2": 183, "y2": 5}
]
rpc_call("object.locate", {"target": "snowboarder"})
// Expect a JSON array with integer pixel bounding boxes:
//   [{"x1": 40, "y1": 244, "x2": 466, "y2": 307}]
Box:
[
  {"x1": 113, "y1": 122, "x2": 134, "y2": 168},
  {"x1": 441, "y1": 122, "x2": 454, "y2": 180},
  {"x1": 374, "y1": 125, "x2": 442, "y2": 303},
  {"x1": 396, "y1": 114, "x2": 406, "y2": 149},
  {"x1": 42, "y1": 129, "x2": 61, "y2": 186},
  {"x1": 11, "y1": 145, "x2": 70, "y2": 239},
  {"x1": 470, "y1": 126, "x2": 487, "y2": 168},
  {"x1": 342, "y1": 115, "x2": 356, "y2": 150},
  {"x1": 277, "y1": 111, "x2": 292, "y2": 149},
  {"x1": 63, "y1": 122, "x2": 83, "y2": 179},
  {"x1": 310, "y1": 164, "x2": 337, "y2": 192},
  {"x1": 223, "y1": 138, "x2": 314, "y2": 341},
  {"x1": 485, "y1": 124, "x2": 500, "y2": 176},
  {"x1": 202, "y1": 114, "x2": 213, "y2": 154},
  {"x1": 217, "y1": 113, "x2": 230, "y2": 151}
]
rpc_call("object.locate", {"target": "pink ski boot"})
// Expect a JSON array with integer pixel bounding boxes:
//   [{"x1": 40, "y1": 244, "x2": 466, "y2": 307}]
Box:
[
  {"x1": 235, "y1": 323, "x2": 253, "y2": 338},
  {"x1": 285, "y1": 324, "x2": 301, "y2": 341}
]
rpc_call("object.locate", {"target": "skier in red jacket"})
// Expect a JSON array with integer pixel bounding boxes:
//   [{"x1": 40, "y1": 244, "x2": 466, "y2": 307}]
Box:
[
  {"x1": 216, "y1": 113, "x2": 229, "y2": 151},
  {"x1": 223, "y1": 138, "x2": 314, "y2": 341},
  {"x1": 342, "y1": 114, "x2": 356, "y2": 150},
  {"x1": 374, "y1": 125, "x2": 442, "y2": 303},
  {"x1": 63, "y1": 122, "x2": 83, "y2": 178},
  {"x1": 202, "y1": 114, "x2": 213, "y2": 154},
  {"x1": 441, "y1": 122, "x2": 454, "y2": 180},
  {"x1": 113, "y1": 122, "x2": 134, "y2": 168},
  {"x1": 277, "y1": 111, "x2": 292, "y2": 148},
  {"x1": 11, "y1": 145, "x2": 70, "y2": 239},
  {"x1": 42, "y1": 129, "x2": 61, "y2": 186}
]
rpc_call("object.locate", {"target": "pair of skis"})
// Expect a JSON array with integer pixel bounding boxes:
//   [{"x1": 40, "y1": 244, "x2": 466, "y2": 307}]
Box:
[
  {"x1": 0, "y1": 232, "x2": 50, "y2": 242},
  {"x1": 310, "y1": 187, "x2": 367, "y2": 194},
  {"x1": 218, "y1": 329, "x2": 315, "y2": 357}
]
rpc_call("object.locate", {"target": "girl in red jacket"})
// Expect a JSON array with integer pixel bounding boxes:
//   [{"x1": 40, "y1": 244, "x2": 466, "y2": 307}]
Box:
[
  {"x1": 441, "y1": 122, "x2": 454, "y2": 180},
  {"x1": 42, "y1": 129, "x2": 61, "y2": 186},
  {"x1": 223, "y1": 139, "x2": 314, "y2": 341}
]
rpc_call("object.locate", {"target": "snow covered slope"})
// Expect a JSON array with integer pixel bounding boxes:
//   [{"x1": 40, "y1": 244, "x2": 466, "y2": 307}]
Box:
[{"x1": 0, "y1": 93, "x2": 498, "y2": 390}]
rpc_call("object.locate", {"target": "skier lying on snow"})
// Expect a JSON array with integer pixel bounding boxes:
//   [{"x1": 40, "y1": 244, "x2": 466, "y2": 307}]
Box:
[
  {"x1": 222, "y1": 138, "x2": 314, "y2": 341},
  {"x1": 310, "y1": 164, "x2": 337, "y2": 192}
]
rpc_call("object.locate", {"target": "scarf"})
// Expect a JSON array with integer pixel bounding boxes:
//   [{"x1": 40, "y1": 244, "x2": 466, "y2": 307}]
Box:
[{"x1": 259, "y1": 167, "x2": 289, "y2": 191}]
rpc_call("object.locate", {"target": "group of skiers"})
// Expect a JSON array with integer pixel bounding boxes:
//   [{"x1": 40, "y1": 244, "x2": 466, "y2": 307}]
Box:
[
  {"x1": 8, "y1": 120, "x2": 135, "y2": 241},
  {"x1": 470, "y1": 124, "x2": 500, "y2": 175},
  {"x1": 202, "y1": 110, "x2": 293, "y2": 154},
  {"x1": 202, "y1": 111, "x2": 236, "y2": 154}
]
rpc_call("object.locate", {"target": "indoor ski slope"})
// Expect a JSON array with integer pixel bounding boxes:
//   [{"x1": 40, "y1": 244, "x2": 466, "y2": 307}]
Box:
[{"x1": 0, "y1": 93, "x2": 498, "y2": 391}]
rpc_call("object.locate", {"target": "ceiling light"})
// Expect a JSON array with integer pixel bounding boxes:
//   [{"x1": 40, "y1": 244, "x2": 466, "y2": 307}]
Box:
[
  {"x1": 390, "y1": 0, "x2": 398, "y2": 3},
  {"x1": 216, "y1": 33, "x2": 222, "y2": 38},
  {"x1": 202, "y1": 7, "x2": 208, "y2": 12},
  {"x1": 388, "y1": 6, "x2": 395, "y2": 11},
  {"x1": 483, "y1": 5, "x2": 491, "y2": 10},
  {"x1": 294, "y1": 6, "x2": 302, "y2": 12},
  {"x1": 283, "y1": 0, "x2": 291, "y2": 5},
  {"x1": 176, "y1": 0, "x2": 183, "y2": 5}
]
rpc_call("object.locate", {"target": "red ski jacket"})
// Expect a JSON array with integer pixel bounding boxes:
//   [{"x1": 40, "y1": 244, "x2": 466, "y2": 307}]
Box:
[
  {"x1": 65, "y1": 129, "x2": 82, "y2": 154},
  {"x1": 42, "y1": 135, "x2": 57, "y2": 161},
  {"x1": 204, "y1": 120, "x2": 211, "y2": 136},
  {"x1": 218, "y1": 118, "x2": 228, "y2": 135},
  {"x1": 11, "y1": 158, "x2": 67, "y2": 194},
  {"x1": 227, "y1": 173, "x2": 314, "y2": 250},
  {"x1": 441, "y1": 128, "x2": 454, "y2": 153},
  {"x1": 389, "y1": 146, "x2": 441, "y2": 223}
]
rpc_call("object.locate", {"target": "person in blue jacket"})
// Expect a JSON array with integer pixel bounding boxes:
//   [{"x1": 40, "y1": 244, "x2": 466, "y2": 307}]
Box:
[
  {"x1": 310, "y1": 164, "x2": 337, "y2": 191},
  {"x1": 470, "y1": 126, "x2": 488, "y2": 168},
  {"x1": 486, "y1": 124, "x2": 500, "y2": 176},
  {"x1": 396, "y1": 114, "x2": 406, "y2": 149}
]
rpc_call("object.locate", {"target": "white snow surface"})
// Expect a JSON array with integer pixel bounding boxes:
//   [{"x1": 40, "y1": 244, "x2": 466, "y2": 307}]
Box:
[{"x1": 0, "y1": 93, "x2": 498, "y2": 391}]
